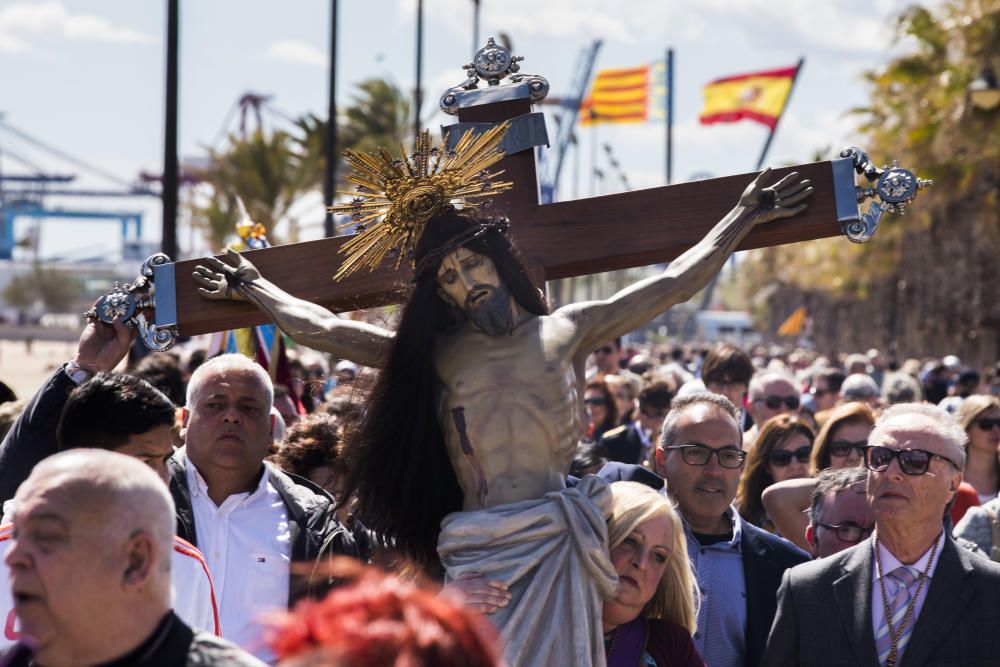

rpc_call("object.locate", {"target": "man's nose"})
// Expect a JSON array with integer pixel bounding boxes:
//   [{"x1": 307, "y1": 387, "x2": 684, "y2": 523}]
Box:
[
  {"x1": 5, "y1": 538, "x2": 27, "y2": 570},
  {"x1": 221, "y1": 405, "x2": 241, "y2": 422}
]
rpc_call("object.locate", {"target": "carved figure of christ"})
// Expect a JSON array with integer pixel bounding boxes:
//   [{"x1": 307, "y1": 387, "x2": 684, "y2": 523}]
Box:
[{"x1": 192, "y1": 168, "x2": 812, "y2": 511}]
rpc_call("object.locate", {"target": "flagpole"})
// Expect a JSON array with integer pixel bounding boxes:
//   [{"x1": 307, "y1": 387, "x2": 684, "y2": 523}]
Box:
[
  {"x1": 754, "y1": 57, "x2": 804, "y2": 170},
  {"x1": 666, "y1": 48, "x2": 674, "y2": 185}
]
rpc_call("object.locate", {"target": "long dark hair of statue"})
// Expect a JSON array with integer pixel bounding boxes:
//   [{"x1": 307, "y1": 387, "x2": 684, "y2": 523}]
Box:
[{"x1": 339, "y1": 208, "x2": 548, "y2": 576}]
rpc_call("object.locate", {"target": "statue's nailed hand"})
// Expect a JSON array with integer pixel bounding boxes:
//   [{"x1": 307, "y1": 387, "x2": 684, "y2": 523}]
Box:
[
  {"x1": 739, "y1": 167, "x2": 814, "y2": 225},
  {"x1": 192, "y1": 248, "x2": 260, "y2": 302}
]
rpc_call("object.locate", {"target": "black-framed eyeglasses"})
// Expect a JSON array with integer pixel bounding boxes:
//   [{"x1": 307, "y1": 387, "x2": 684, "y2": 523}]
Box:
[
  {"x1": 768, "y1": 445, "x2": 812, "y2": 467},
  {"x1": 975, "y1": 418, "x2": 1000, "y2": 431},
  {"x1": 817, "y1": 522, "x2": 873, "y2": 543},
  {"x1": 584, "y1": 397, "x2": 608, "y2": 407},
  {"x1": 829, "y1": 439, "x2": 868, "y2": 458},
  {"x1": 864, "y1": 445, "x2": 958, "y2": 476},
  {"x1": 664, "y1": 444, "x2": 746, "y2": 469},
  {"x1": 753, "y1": 394, "x2": 800, "y2": 411}
]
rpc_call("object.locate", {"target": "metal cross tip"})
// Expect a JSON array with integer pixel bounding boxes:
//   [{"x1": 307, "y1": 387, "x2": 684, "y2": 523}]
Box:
[{"x1": 83, "y1": 308, "x2": 98, "y2": 322}]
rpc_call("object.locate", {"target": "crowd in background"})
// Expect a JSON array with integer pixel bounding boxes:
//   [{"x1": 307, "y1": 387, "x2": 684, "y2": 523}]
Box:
[{"x1": 0, "y1": 329, "x2": 998, "y2": 666}]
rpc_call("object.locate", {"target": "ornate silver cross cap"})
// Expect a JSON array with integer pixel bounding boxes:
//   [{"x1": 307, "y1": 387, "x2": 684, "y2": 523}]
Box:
[
  {"x1": 838, "y1": 146, "x2": 932, "y2": 243},
  {"x1": 87, "y1": 253, "x2": 178, "y2": 351},
  {"x1": 440, "y1": 37, "x2": 549, "y2": 115}
]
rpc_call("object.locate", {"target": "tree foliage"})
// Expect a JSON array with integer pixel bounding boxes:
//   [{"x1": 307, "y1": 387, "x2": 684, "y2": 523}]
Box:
[
  {"x1": 188, "y1": 78, "x2": 411, "y2": 252},
  {"x1": 738, "y1": 0, "x2": 1000, "y2": 364}
]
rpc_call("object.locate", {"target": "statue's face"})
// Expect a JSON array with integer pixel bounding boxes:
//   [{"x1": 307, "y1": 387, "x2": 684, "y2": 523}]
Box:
[{"x1": 436, "y1": 247, "x2": 512, "y2": 335}]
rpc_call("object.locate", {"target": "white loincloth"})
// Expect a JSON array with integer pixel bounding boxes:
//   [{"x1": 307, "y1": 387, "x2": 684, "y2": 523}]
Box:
[{"x1": 438, "y1": 475, "x2": 619, "y2": 667}]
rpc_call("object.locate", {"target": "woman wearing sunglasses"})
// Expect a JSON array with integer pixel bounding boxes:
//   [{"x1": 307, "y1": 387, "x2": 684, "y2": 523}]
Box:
[
  {"x1": 735, "y1": 415, "x2": 816, "y2": 531},
  {"x1": 954, "y1": 395, "x2": 1000, "y2": 502}
]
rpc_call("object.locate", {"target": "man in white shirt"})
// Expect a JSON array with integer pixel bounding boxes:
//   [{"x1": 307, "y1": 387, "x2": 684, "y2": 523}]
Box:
[
  {"x1": 764, "y1": 403, "x2": 1000, "y2": 666},
  {"x1": 171, "y1": 354, "x2": 356, "y2": 660}
]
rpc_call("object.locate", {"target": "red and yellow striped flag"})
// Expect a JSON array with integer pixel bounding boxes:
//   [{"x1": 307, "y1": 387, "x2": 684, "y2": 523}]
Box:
[
  {"x1": 699, "y1": 65, "x2": 799, "y2": 129},
  {"x1": 580, "y1": 65, "x2": 651, "y2": 126}
]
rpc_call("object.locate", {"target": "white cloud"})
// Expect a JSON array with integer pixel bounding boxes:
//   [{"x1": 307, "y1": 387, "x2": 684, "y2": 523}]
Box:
[
  {"x1": 0, "y1": 2, "x2": 154, "y2": 54},
  {"x1": 264, "y1": 40, "x2": 328, "y2": 68}
]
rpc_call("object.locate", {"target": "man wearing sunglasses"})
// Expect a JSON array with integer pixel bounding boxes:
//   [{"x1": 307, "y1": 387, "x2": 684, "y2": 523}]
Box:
[
  {"x1": 653, "y1": 393, "x2": 809, "y2": 667},
  {"x1": 765, "y1": 403, "x2": 1000, "y2": 666},
  {"x1": 744, "y1": 371, "x2": 800, "y2": 449}
]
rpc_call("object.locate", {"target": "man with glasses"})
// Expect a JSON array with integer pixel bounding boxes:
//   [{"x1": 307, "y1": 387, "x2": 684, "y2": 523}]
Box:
[
  {"x1": 653, "y1": 393, "x2": 809, "y2": 667},
  {"x1": 599, "y1": 380, "x2": 674, "y2": 465},
  {"x1": 809, "y1": 368, "x2": 846, "y2": 414},
  {"x1": 765, "y1": 403, "x2": 1000, "y2": 666},
  {"x1": 805, "y1": 467, "x2": 874, "y2": 558},
  {"x1": 745, "y1": 371, "x2": 800, "y2": 449}
]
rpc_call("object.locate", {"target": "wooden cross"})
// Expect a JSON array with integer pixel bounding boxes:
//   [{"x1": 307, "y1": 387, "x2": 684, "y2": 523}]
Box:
[{"x1": 158, "y1": 93, "x2": 860, "y2": 337}]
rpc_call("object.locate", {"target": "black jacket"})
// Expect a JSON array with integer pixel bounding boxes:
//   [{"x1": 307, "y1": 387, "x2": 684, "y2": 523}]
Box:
[
  {"x1": 168, "y1": 454, "x2": 357, "y2": 607},
  {"x1": 0, "y1": 368, "x2": 75, "y2": 504},
  {"x1": 598, "y1": 422, "x2": 644, "y2": 465},
  {"x1": 739, "y1": 518, "x2": 811, "y2": 667}
]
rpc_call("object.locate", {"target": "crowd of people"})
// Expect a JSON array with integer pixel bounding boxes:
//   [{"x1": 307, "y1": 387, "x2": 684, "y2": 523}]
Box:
[{"x1": 0, "y1": 317, "x2": 999, "y2": 666}]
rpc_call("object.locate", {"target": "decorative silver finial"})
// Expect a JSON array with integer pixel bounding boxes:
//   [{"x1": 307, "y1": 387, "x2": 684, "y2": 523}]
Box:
[
  {"x1": 86, "y1": 253, "x2": 178, "y2": 351},
  {"x1": 838, "y1": 147, "x2": 932, "y2": 243},
  {"x1": 440, "y1": 37, "x2": 549, "y2": 115}
]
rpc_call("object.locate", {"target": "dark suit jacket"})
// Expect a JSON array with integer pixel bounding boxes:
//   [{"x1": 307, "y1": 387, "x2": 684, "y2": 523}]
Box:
[
  {"x1": 598, "y1": 422, "x2": 644, "y2": 464},
  {"x1": 739, "y1": 519, "x2": 811, "y2": 667},
  {"x1": 762, "y1": 535, "x2": 1000, "y2": 666}
]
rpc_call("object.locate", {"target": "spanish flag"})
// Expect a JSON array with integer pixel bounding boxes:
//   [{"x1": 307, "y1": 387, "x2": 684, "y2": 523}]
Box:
[
  {"x1": 581, "y1": 62, "x2": 667, "y2": 125},
  {"x1": 699, "y1": 64, "x2": 800, "y2": 129}
]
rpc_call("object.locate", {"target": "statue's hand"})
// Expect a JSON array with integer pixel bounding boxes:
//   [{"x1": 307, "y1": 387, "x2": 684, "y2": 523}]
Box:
[
  {"x1": 739, "y1": 167, "x2": 814, "y2": 225},
  {"x1": 192, "y1": 249, "x2": 260, "y2": 302}
]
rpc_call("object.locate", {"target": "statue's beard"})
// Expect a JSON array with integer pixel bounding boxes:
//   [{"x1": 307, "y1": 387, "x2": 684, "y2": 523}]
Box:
[{"x1": 463, "y1": 282, "x2": 513, "y2": 336}]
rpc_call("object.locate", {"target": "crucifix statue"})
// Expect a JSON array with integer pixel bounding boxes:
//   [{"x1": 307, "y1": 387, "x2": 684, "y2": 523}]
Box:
[{"x1": 108, "y1": 38, "x2": 929, "y2": 667}]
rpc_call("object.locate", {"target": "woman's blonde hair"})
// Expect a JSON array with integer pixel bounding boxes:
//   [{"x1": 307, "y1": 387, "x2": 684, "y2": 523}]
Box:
[
  {"x1": 957, "y1": 394, "x2": 1000, "y2": 433},
  {"x1": 607, "y1": 482, "x2": 699, "y2": 634}
]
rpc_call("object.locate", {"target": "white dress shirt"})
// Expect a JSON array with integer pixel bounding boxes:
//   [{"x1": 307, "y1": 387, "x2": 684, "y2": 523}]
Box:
[
  {"x1": 185, "y1": 454, "x2": 290, "y2": 662},
  {"x1": 870, "y1": 531, "x2": 944, "y2": 661}
]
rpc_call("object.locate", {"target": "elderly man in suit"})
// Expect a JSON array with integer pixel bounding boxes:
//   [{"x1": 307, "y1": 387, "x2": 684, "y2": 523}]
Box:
[
  {"x1": 653, "y1": 392, "x2": 809, "y2": 667},
  {"x1": 764, "y1": 402, "x2": 1000, "y2": 666}
]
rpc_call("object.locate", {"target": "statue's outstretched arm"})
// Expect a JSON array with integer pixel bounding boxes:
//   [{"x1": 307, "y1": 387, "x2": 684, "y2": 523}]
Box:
[
  {"x1": 560, "y1": 169, "x2": 813, "y2": 354},
  {"x1": 192, "y1": 249, "x2": 393, "y2": 368}
]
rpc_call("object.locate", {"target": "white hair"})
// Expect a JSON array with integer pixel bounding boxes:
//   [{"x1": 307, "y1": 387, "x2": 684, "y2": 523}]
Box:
[
  {"x1": 186, "y1": 353, "x2": 274, "y2": 409},
  {"x1": 747, "y1": 370, "x2": 797, "y2": 400},
  {"x1": 869, "y1": 402, "x2": 968, "y2": 469},
  {"x1": 840, "y1": 373, "x2": 880, "y2": 400}
]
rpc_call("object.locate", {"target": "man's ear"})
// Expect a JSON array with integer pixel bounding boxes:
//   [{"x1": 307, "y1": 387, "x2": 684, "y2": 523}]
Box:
[
  {"x1": 270, "y1": 412, "x2": 276, "y2": 438},
  {"x1": 805, "y1": 523, "x2": 819, "y2": 558},
  {"x1": 654, "y1": 447, "x2": 667, "y2": 477},
  {"x1": 122, "y1": 532, "x2": 156, "y2": 591}
]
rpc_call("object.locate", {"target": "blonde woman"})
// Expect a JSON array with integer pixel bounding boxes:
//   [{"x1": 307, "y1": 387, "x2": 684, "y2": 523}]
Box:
[{"x1": 603, "y1": 481, "x2": 704, "y2": 667}]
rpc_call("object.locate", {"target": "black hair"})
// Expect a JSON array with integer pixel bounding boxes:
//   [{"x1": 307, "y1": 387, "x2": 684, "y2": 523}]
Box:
[
  {"x1": 57, "y1": 372, "x2": 177, "y2": 451},
  {"x1": 338, "y1": 208, "x2": 547, "y2": 576},
  {"x1": 133, "y1": 352, "x2": 187, "y2": 407}
]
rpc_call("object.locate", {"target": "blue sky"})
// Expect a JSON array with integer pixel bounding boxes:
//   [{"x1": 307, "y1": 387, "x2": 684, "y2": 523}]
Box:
[{"x1": 0, "y1": 0, "x2": 920, "y2": 259}]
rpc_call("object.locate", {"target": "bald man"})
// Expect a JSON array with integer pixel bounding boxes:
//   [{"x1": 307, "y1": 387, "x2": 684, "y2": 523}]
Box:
[{"x1": 2, "y1": 450, "x2": 263, "y2": 667}]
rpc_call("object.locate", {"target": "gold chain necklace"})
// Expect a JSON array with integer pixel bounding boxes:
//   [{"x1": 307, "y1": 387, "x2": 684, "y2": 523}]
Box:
[{"x1": 874, "y1": 532, "x2": 940, "y2": 667}]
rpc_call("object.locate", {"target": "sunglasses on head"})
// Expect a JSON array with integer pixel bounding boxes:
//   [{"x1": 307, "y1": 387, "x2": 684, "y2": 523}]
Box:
[
  {"x1": 768, "y1": 445, "x2": 812, "y2": 467},
  {"x1": 817, "y1": 522, "x2": 873, "y2": 543},
  {"x1": 754, "y1": 394, "x2": 800, "y2": 410},
  {"x1": 829, "y1": 439, "x2": 868, "y2": 458},
  {"x1": 864, "y1": 445, "x2": 957, "y2": 476},
  {"x1": 975, "y1": 418, "x2": 1000, "y2": 431}
]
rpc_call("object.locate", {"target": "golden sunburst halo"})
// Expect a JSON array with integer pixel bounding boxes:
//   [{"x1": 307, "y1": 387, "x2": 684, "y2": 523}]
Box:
[{"x1": 328, "y1": 121, "x2": 512, "y2": 280}]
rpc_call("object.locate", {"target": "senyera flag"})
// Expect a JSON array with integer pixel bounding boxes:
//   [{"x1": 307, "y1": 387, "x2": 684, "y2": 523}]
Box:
[
  {"x1": 580, "y1": 62, "x2": 668, "y2": 126},
  {"x1": 699, "y1": 64, "x2": 800, "y2": 129}
]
